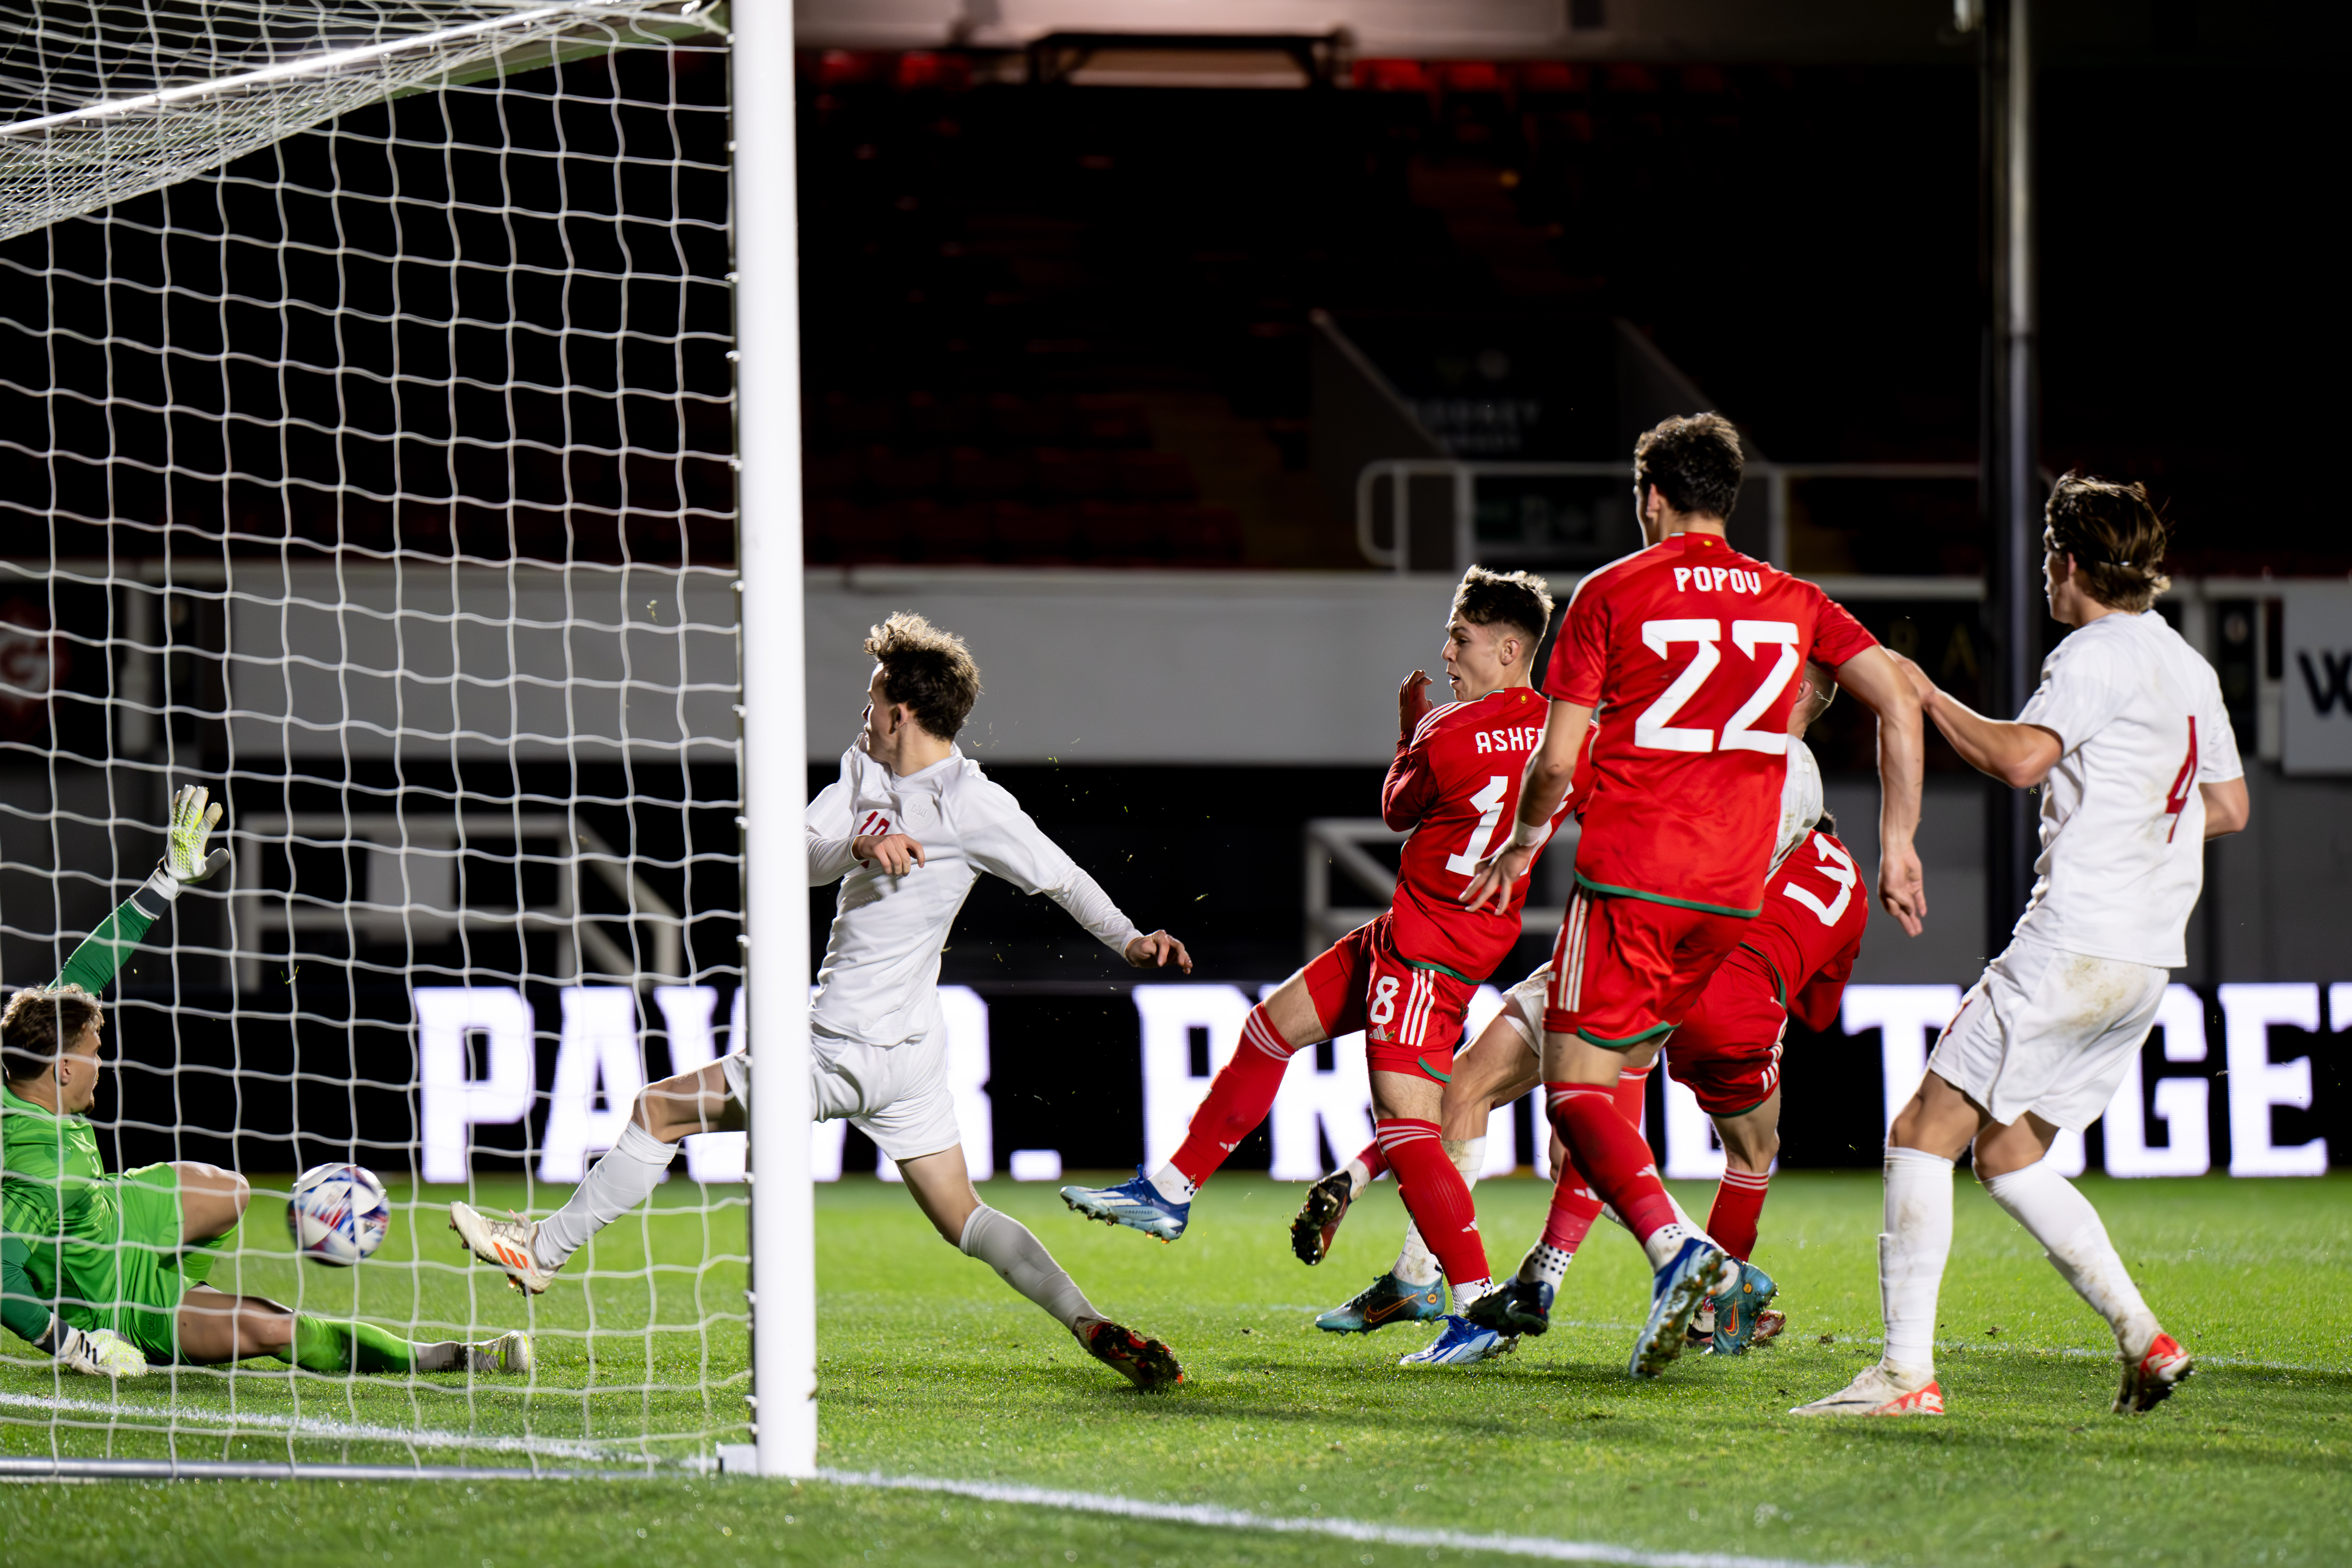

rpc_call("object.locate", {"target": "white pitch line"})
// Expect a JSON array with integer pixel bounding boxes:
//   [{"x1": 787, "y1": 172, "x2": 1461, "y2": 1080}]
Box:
[
  {"x1": 1808, "y1": 1335, "x2": 2347, "y2": 1376},
  {"x1": 0, "y1": 1391, "x2": 634, "y2": 1464},
  {"x1": 818, "y1": 1468, "x2": 1862, "y2": 1568}
]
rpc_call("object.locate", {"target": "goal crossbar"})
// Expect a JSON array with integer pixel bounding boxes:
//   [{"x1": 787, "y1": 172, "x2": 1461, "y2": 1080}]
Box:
[{"x1": 0, "y1": 0, "x2": 720, "y2": 240}]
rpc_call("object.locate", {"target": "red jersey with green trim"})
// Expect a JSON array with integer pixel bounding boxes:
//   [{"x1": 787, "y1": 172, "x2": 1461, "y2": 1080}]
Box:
[
  {"x1": 1704, "y1": 829, "x2": 1872, "y2": 1037},
  {"x1": 1381, "y1": 684, "x2": 1566, "y2": 981},
  {"x1": 1543, "y1": 534, "x2": 1875, "y2": 916}
]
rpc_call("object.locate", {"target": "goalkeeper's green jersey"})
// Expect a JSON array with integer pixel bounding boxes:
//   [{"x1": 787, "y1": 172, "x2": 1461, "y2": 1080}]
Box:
[{"x1": 0, "y1": 881, "x2": 168, "y2": 1344}]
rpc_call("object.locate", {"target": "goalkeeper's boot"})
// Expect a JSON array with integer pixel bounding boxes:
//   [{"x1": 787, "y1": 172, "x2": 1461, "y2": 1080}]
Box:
[
  {"x1": 1628, "y1": 1236, "x2": 1733, "y2": 1379},
  {"x1": 449, "y1": 1201, "x2": 555, "y2": 1295},
  {"x1": 466, "y1": 1330, "x2": 535, "y2": 1375},
  {"x1": 1289, "y1": 1170, "x2": 1354, "y2": 1266},
  {"x1": 1707, "y1": 1261, "x2": 1780, "y2": 1357},
  {"x1": 1058, "y1": 1169, "x2": 1188, "y2": 1242},
  {"x1": 2114, "y1": 1331, "x2": 2193, "y2": 1415},
  {"x1": 1314, "y1": 1272, "x2": 1445, "y2": 1334},
  {"x1": 1751, "y1": 1308, "x2": 1788, "y2": 1346},
  {"x1": 1078, "y1": 1320, "x2": 1185, "y2": 1391},
  {"x1": 1465, "y1": 1277, "x2": 1552, "y2": 1338},
  {"x1": 1397, "y1": 1314, "x2": 1516, "y2": 1368},
  {"x1": 1790, "y1": 1362, "x2": 1944, "y2": 1417}
]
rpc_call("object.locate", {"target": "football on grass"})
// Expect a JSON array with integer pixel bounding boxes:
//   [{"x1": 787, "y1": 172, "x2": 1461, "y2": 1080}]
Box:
[{"x1": 285, "y1": 1163, "x2": 390, "y2": 1265}]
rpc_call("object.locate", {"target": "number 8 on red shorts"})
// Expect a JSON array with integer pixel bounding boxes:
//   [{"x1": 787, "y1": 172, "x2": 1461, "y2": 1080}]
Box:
[{"x1": 1304, "y1": 913, "x2": 1480, "y2": 1083}]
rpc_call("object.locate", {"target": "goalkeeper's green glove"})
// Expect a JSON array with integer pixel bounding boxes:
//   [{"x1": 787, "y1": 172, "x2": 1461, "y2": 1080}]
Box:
[
  {"x1": 154, "y1": 783, "x2": 229, "y2": 899},
  {"x1": 38, "y1": 1316, "x2": 148, "y2": 1378}
]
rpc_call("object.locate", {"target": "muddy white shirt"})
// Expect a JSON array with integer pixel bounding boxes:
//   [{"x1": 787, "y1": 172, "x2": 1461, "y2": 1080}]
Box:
[
  {"x1": 2010, "y1": 610, "x2": 2242, "y2": 968},
  {"x1": 805, "y1": 744, "x2": 1142, "y2": 1047}
]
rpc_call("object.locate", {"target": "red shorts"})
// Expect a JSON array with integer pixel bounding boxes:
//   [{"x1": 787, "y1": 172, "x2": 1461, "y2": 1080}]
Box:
[
  {"x1": 1305, "y1": 914, "x2": 1479, "y2": 1083},
  {"x1": 1544, "y1": 886, "x2": 1745, "y2": 1049},
  {"x1": 1662, "y1": 948, "x2": 1786, "y2": 1116}
]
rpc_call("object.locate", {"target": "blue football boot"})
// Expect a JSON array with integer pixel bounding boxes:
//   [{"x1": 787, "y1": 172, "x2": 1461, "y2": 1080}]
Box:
[
  {"x1": 1708, "y1": 1261, "x2": 1780, "y2": 1356},
  {"x1": 1398, "y1": 1314, "x2": 1516, "y2": 1368},
  {"x1": 1314, "y1": 1272, "x2": 1446, "y2": 1333},
  {"x1": 1059, "y1": 1168, "x2": 1189, "y2": 1242},
  {"x1": 1629, "y1": 1236, "x2": 1732, "y2": 1379}
]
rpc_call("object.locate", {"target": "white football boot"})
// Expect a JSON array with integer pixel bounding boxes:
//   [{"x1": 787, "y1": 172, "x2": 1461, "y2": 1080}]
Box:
[
  {"x1": 449, "y1": 1201, "x2": 555, "y2": 1295},
  {"x1": 1790, "y1": 1361, "x2": 1944, "y2": 1417}
]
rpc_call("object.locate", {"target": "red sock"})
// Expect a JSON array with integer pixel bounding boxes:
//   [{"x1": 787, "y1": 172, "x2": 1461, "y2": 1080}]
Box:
[
  {"x1": 1614, "y1": 1065, "x2": 1650, "y2": 1132},
  {"x1": 1166, "y1": 1006, "x2": 1297, "y2": 1189},
  {"x1": 1707, "y1": 1169, "x2": 1771, "y2": 1262},
  {"x1": 1546, "y1": 1082, "x2": 1678, "y2": 1243},
  {"x1": 1541, "y1": 1152, "x2": 1606, "y2": 1254},
  {"x1": 1375, "y1": 1118, "x2": 1490, "y2": 1289},
  {"x1": 1351, "y1": 1140, "x2": 1388, "y2": 1183}
]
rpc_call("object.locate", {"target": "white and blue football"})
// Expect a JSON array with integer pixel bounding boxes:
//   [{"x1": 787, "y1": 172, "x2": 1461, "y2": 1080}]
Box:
[{"x1": 285, "y1": 1163, "x2": 391, "y2": 1265}]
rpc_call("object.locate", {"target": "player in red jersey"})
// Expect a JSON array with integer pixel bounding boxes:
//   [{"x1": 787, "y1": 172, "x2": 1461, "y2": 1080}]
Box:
[
  {"x1": 1299, "y1": 663, "x2": 1869, "y2": 1358},
  {"x1": 1662, "y1": 767, "x2": 1869, "y2": 1354},
  {"x1": 1461, "y1": 412, "x2": 1925, "y2": 1378},
  {"x1": 1062, "y1": 567, "x2": 1567, "y2": 1367}
]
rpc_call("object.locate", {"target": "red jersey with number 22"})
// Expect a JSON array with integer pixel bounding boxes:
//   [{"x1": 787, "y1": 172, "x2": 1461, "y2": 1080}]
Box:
[
  {"x1": 1382, "y1": 684, "x2": 1564, "y2": 981},
  {"x1": 1544, "y1": 533, "x2": 1876, "y2": 916}
]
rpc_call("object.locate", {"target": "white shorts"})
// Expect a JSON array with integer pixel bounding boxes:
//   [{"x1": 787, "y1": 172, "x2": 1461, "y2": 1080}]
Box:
[
  {"x1": 716, "y1": 1025, "x2": 964, "y2": 1166},
  {"x1": 1499, "y1": 965, "x2": 1553, "y2": 1057},
  {"x1": 1926, "y1": 938, "x2": 2167, "y2": 1131}
]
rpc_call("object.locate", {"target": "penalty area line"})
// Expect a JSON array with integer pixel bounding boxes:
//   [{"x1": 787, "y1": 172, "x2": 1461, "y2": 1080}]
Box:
[{"x1": 816, "y1": 1467, "x2": 1861, "y2": 1568}]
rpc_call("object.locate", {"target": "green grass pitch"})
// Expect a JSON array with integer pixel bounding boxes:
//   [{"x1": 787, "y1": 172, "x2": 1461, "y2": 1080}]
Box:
[{"x1": 4, "y1": 1170, "x2": 2347, "y2": 1567}]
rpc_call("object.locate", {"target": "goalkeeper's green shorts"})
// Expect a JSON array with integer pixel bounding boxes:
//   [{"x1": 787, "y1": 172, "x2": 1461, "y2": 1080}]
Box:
[{"x1": 59, "y1": 1164, "x2": 231, "y2": 1363}]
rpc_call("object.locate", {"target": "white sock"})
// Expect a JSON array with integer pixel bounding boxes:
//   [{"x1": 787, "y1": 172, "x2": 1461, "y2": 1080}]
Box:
[
  {"x1": 959, "y1": 1205, "x2": 1099, "y2": 1333},
  {"x1": 1443, "y1": 1136, "x2": 1486, "y2": 1183},
  {"x1": 534, "y1": 1121, "x2": 675, "y2": 1271},
  {"x1": 1392, "y1": 1221, "x2": 1441, "y2": 1287},
  {"x1": 1452, "y1": 1276, "x2": 1495, "y2": 1309},
  {"x1": 1641, "y1": 1221, "x2": 1699, "y2": 1271},
  {"x1": 1146, "y1": 1165, "x2": 1196, "y2": 1205},
  {"x1": 1602, "y1": 1190, "x2": 1697, "y2": 1237},
  {"x1": 1343, "y1": 1155, "x2": 1376, "y2": 1197},
  {"x1": 1981, "y1": 1160, "x2": 2162, "y2": 1360},
  {"x1": 1880, "y1": 1147, "x2": 1955, "y2": 1376},
  {"x1": 1522, "y1": 1242, "x2": 1574, "y2": 1290}
]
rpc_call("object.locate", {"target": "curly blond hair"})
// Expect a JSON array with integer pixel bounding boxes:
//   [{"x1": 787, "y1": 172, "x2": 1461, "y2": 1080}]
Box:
[{"x1": 864, "y1": 612, "x2": 982, "y2": 739}]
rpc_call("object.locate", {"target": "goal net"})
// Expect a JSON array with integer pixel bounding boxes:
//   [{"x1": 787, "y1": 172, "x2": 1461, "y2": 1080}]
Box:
[{"x1": 0, "y1": 0, "x2": 750, "y2": 1475}]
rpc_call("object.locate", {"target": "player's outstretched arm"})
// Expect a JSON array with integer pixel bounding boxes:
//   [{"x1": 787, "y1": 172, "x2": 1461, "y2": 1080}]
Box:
[
  {"x1": 1463, "y1": 697, "x2": 1593, "y2": 913},
  {"x1": 54, "y1": 783, "x2": 229, "y2": 992},
  {"x1": 1881, "y1": 649, "x2": 2062, "y2": 789},
  {"x1": 1829, "y1": 648, "x2": 1928, "y2": 937}
]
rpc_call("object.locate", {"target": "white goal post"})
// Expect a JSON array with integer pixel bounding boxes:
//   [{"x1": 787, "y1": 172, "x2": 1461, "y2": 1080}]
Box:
[
  {"x1": 730, "y1": 0, "x2": 816, "y2": 1482},
  {"x1": 0, "y1": 0, "x2": 811, "y2": 1479}
]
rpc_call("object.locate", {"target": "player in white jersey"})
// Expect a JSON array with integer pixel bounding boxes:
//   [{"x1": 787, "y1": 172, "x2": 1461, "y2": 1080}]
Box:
[
  {"x1": 1795, "y1": 474, "x2": 2248, "y2": 1420},
  {"x1": 452, "y1": 613, "x2": 1196, "y2": 1389}
]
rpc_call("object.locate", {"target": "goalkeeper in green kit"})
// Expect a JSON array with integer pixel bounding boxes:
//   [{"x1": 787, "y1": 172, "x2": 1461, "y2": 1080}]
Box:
[{"x1": 2, "y1": 785, "x2": 531, "y2": 1379}]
